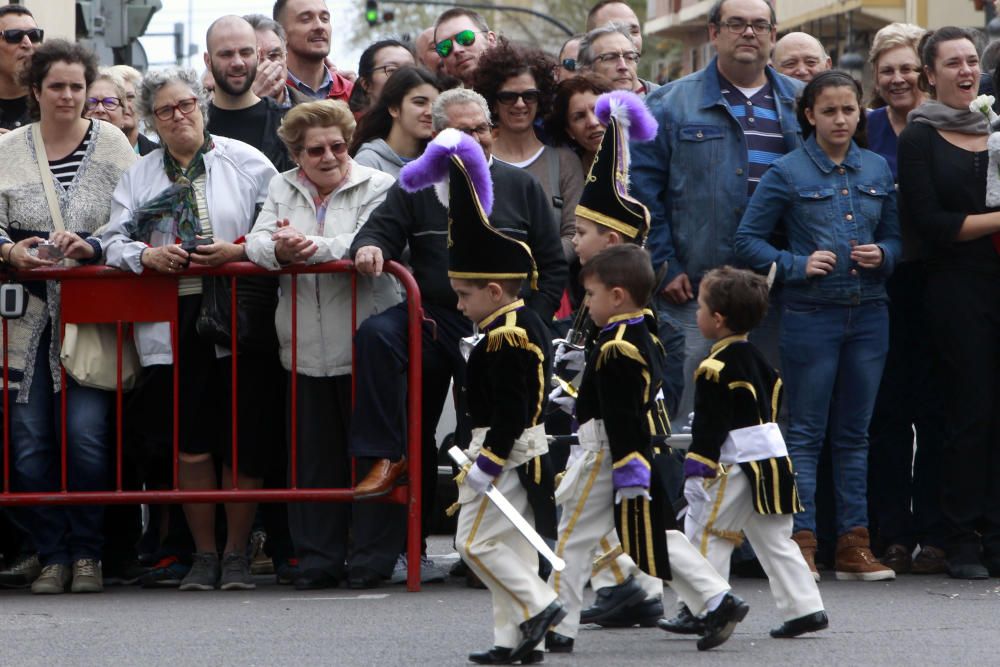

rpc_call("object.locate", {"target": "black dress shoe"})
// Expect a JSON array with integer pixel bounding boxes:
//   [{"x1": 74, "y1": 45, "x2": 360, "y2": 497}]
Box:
[
  {"x1": 657, "y1": 603, "x2": 704, "y2": 635},
  {"x1": 597, "y1": 596, "x2": 664, "y2": 628},
  {"x1": 468, "y1": 647, "x2": 543, "y2": 664},
  {"x1": 770, "y1": 610, "x2": 829, "y2": 638},
  {"x1": 697, "y1": 593, "x2": 750, "y2": 651},
  {"x1": 579, "y1": 575, "x2": 647, "y2": 624},
  {"x1": 293, "y1": 568, "x2": 341, "y2": 590},
  {"x1": 545, "y1": 631, "x2": 573, "y2": 653},
  {"x1": 511, "y1": 601, "x2": 566, "y2": 662},
  {"x1": 946, "y1": 557, "x2": 988, "y2": 580},
  {"x1": 347, "y1": 566, "x2": 382, "y2": 590}
]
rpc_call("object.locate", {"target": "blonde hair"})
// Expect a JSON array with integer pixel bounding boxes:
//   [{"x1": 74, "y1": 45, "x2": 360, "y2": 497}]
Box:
[
  {"x1": 278, "y1": 100, "x2": 356, "y2": 154},
  {"x1": 868, "y1": 22, "x2": 925, "y2": 68},
  {"x1": 91, "y1": 68, "x2": 128, "y2": 102},
  {"x1": 106, "y1": 64, "x2": 142, "y2": 87}
]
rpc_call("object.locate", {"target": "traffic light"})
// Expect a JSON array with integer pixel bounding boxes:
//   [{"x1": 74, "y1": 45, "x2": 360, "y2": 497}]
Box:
[{"x1": 365, "y1": 0, "x2": 379, "y2": 26}]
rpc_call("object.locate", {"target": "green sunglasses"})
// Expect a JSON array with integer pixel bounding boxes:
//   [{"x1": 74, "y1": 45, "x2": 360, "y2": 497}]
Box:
[{"x1": 435, "y1": 29, "x2": 484, "y2": 58}]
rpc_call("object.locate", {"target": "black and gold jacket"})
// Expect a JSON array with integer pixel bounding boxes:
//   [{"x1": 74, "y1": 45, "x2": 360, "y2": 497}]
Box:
[{"x1": 685, "y1": 334, "x2": 802, "y2": 515}]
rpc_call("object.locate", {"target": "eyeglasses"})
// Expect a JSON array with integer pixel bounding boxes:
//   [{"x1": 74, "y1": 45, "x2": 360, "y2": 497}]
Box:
[
  {"x1": 152, "y1": 97, "x2": 199, "y2": 121},
  {"x1": 496, "y1": 89, "x2": 540, "y2": 105},
  {"x1": 85, "y1": 96, "x2": 121, "y2": 111},
  {"x1": 592, "y1": 51, "x2": 640, "y2": 65},
  {"x1": 717, "y1": 19, "x2": 773, "y2": 35},
  {"x1": 303, "y1": 141, "x2": 348, "y2": 158},
  {"x1": 435, "y1": 29, "x2": 484, "y2": 58},
  {"x1": 372, "y1": 64, "x2": 401, "y2": 77},
  {"x1": 1, "y1": 28, "x2": 43, "y2": 44},
  {"x1": 455, "y1": 123, "x2": 492, "y2": 137}
]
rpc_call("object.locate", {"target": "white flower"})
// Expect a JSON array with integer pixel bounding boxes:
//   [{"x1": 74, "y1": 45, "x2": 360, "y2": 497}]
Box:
[{"x1": 971, "y1": 95, "x2": 999, "y2": 127}]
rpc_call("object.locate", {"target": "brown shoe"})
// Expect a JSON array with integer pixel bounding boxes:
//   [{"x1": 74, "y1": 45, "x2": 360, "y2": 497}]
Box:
[
  {"x1": 879, "y1": 543, "x2": 912, "y2": 574},
  {"x1": 792, "y1": 530, "x2": 820, "y2": 582},
  {"x1": 354, "y1": 458, "x2": 407, "y2": 499},
  {"x1": 835, "y1": 527, "x2": 896, "y2": 581},
  {"x1": 911, "y1": 545, "x2": 947, "y2": 575}
]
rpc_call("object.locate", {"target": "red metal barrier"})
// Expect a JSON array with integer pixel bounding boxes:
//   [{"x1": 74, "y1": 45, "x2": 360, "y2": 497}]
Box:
[{"x1": 0, "y1": 260, "x2": 425, "y2": 592}]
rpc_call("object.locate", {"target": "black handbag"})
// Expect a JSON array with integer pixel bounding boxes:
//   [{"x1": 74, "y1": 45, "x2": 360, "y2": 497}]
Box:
[{"x1": 196, "y1": 274, "x2": 279, "y2": 352}]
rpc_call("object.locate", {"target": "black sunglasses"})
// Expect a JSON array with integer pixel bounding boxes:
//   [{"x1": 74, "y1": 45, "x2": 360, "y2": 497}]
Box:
[
  {"x1": 1, "y1": 28, "x2": 43, "y2": 44},
  {"x1": 496, "y1": 89, "x2": 540, "y2": 105}
]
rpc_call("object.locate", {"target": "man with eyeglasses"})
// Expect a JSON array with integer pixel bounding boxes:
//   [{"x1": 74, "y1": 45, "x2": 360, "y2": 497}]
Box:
[
  {"x1": 0, "y1": 5, "x2": 41, "y2": 135},
  {"x1": 245, "y1": 14, "x2": 312, "y2": 109},
  {"x1": 205, "y1": 16, "x2": 293, "y2": 173},
  {"x1": 433, "y1": 8, "x2": 497, "y2": 87},
  {"x1": 347, "y1": 89, "x2": 566, "y2": 580},
  {"x1": 273, "y1": 0, "x2": 353, "y2": 104},
  {"x1": 631, "y1": 0, "x2": 802, "y2": 505},
  {"x1": 772, "y1": 32, "x2": 831, "y2": 83},
  {"x1": 578, "y1": 24, "x2": 653, "y2": 96}
]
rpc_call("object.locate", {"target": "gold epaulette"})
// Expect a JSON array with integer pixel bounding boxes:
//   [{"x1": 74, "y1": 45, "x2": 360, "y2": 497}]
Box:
[
  {"x1": 695, "y1": 358, "x2": 725, "y2": 383},
  {"x1": 486, "y1": 324, "x2": 530, "y2": 352},
  {"x1": 596, "y1": 338, "x2": 645, "y2": 370}
]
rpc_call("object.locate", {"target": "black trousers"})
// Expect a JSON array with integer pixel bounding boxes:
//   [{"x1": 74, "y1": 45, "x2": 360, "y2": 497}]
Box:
[
  {"x1": 867, "y1": 261, "x2": 947, "y2": 551},
  {"x1": 925, "y1": 267, "x2": 1000, "y2": 555}
]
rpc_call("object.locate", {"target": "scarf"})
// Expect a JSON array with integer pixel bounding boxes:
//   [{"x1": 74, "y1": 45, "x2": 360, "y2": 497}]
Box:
[
  {"x1": 908, "y1": 100, "x2": 989, "y2": 135},
  {"x1": 124, "y1": 131, "x2": 215, "y2": 244}
]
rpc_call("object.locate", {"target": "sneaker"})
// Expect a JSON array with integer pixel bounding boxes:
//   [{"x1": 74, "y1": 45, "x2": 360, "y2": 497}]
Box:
[
  {"x1": 139, "y1": 555, "x2": 190, "y2": 588},
  {"x1": 835, "y1": 527, "x2": 895, "y2": 581},
  {"x1": 71, "y1": 559, "x2": 103, "y2": 593},
  {"x1": 390, "y1": 554, "x2": 448, "y2": 584},
  {"x1": 275, "y1": 558, "x2": 300, "y2": 585},
  {"x1": 0, "y1": 553, "x2": 42, "y2": 588},
  {"x1": 31, "y1": 563, "x2": 71, "y2": 595},
  {"x1": 220, "y1": 552, "x2": 255, "y2": 591},
  {"x1": 179, "y1": 552, "x2": 220, "y2": 591}
]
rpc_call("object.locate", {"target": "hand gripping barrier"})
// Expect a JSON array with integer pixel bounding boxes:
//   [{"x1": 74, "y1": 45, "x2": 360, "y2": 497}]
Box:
[{"x1": 0, "y1": 260, "x2": 425, "y2": 591}]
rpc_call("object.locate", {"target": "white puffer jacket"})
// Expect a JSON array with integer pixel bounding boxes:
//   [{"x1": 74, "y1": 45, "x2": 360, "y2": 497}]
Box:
[{"x1": 246, "y1": 162, "x2": 401, "y2": 377}]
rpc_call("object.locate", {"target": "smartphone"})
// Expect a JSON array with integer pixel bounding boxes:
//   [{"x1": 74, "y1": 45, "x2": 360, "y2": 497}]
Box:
[
  {"x1": 36, "y1": 242, "x2": 64, "y2": 261},
  {"x1": 181, "y1": 237, "x2": 214, "y2": 253}
]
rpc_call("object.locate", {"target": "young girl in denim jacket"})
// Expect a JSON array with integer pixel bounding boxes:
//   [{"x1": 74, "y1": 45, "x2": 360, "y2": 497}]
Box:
[{"x1": 734, "y1": 71, "x2": 901, "y2": 583}]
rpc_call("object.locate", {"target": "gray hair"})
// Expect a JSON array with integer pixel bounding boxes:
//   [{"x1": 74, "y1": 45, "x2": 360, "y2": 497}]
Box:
[
  {"x1": 244, "y1": 13, "x2": 286, "y2": 44},
  {"x1": 106, "y1": 64, "x2": 142, "y2": 87},
  {"x1": 137, "y1": 67, "x2": 209, "y2": 126},
  {"x1": 577, "y1": 23, "x2": 636, "y2": 67},
  {"x1": 92, "y1": 68, "x2": 128, "y2": 102},
  {"x1": 431, "y1": 88, "x2": 490, "y2": 132}
]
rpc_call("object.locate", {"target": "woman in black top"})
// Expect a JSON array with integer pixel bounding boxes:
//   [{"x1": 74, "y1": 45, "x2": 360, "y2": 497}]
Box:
[{"x1": 897, "y1": 27, "x2": 1000, "y2": 580}]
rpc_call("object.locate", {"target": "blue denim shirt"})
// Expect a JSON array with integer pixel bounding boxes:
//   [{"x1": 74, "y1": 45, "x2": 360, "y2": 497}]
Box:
[
  {"x1": 733, "y1": 135, "x2": 901, "y2": 306},
  {"x1": 631, "y1": 58, "x2": 803, "y2": 291}
]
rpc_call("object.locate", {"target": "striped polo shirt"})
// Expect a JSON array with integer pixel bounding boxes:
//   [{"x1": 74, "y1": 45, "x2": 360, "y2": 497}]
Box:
[{"x1": 719, "y1": 78, "x2": 786, "y2": 196}]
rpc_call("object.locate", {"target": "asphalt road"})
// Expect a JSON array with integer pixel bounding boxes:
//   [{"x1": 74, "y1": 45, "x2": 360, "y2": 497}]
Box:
[{"x1": 2, "y1": 540, "x2": 1000, "y2": 667}]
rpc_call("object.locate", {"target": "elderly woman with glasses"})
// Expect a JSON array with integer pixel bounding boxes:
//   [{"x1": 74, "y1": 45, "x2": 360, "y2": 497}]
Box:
[
  {"x1": 245, "y1": 99, "x2": 400, "y2": 590},
  {"x1": 101, "y1": 67, "x2": 279, "y2": 592},
  {"x1": 82, "y1": 68, "x2": 127, "y2": 131}
]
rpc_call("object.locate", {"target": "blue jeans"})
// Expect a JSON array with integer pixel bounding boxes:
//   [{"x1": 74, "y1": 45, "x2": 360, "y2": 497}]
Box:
[
  {"x1": 780, "y1": 301, "x2": 888, "y2": 536},
  {"x1": 9, "y1": 326, "x2": 112, "y2": 566},
  {"x1": 650, "y1": 296, "x2": 685, "y2": 420}
]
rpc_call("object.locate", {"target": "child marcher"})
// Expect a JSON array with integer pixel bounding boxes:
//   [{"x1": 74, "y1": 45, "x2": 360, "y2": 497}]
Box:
[
  {"x1": 553, "y1": 243, "x2": 748, "y2": 653},
  {"x1": 735, "y1": 71, "x2": 901, "y2": 582},
  {"x1": 400, "y1": 129, "x2": 563, "y2": 665},
  {"x1": 680, "y1": 266, "x2": 828, "y2": 639}
]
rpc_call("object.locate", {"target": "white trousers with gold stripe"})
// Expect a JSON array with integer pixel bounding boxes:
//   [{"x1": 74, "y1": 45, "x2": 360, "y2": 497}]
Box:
[
  {"x1": 549, "y1": 446, "x2": 730, "y2": 639},
  {"x1": 456, "y1": 466, "x2": 559, "y2": 649},
  {"x1": 589, "y1": 532, "x2": 663, "y2": 599},
  {"x1": 686, "y1": 465, "x2": 825, "y2": 621}
]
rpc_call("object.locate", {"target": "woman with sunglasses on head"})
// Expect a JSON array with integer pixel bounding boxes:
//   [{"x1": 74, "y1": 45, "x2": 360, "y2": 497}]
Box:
[
  {"x1": 347, "y1": 39, "x2": 415, "y2": 118},
  {"x1": 350, "y1": 66, "x2": 444, "y2": 179},
  {"x1": 245, "y1": 99, "x2": 401, "y2": 590},
  {"x1": 82, "y1": 69, "x2": 127, "y2": 132},
  {"x1": 474, "y1": 40, "x2": 583, "y2": 264},
  {"x1": 0, "y1": 40, "x2": 135, "y2": 595},
  {"x1": 102, "y1": 67, "x2": 279, "y2": 593}
]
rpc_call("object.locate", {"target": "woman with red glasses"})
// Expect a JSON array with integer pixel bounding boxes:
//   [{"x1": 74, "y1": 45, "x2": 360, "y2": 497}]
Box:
[
  {"x1": 102, "y1": 66, "x2": 278, "y2": 593},
  {"x1": 245, "y1": 99, "x2": 401, "y2": 591}
]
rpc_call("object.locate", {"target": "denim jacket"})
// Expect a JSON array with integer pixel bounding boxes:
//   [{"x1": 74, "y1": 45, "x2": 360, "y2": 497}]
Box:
[
  {"x1": 733, "y1": 135, "x2": 901, "y2": 306},
  {"x1": 631, "y1": 57, "x2": 803, "y2": 291}
]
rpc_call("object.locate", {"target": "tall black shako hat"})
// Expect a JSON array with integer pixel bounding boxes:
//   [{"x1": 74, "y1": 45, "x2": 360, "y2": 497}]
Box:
[
  {"x1": 399, "y1": 128, "x2": 537, "y2": 288},
  {"x1": 575, "y1": 90, "x2": 659, "y2": 244}
]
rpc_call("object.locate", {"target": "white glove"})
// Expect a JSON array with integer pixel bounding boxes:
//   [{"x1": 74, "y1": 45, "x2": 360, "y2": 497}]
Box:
[
  {"x1": 554, "y1": 343, "x2": 586, "y2": 372},
  {"x1": 464, "y1": 463, "x2": 494, "y2": 496},
  {"x1": 565, "y1": 444, "x2": 584, "y2": 469},
  {"x1": 683, "y1": 476, "x2": 712, "y2": 523},
  {"x1": 614, "y1": 486, "x2": 652, "y2": 504},
  {"x1": 548, "y1": 383, "x2": 576, "y2": 415}
]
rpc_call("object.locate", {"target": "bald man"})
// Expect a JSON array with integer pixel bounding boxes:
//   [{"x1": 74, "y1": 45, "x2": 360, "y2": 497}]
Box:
[
  {"x1": 772, "y1": 32, "x2": 831, "y2": 83},
  {"x1": 415, "y1": 27, "x2": 442, "y2": 72}
]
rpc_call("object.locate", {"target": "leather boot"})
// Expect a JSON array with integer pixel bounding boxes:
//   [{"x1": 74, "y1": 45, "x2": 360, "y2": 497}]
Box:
[
  {"x1": 834, "y1": 527, "x2": 895, "y2": 581},
  {"x1": 792, "y1": 530, "x2": 820, "y2": 582}
]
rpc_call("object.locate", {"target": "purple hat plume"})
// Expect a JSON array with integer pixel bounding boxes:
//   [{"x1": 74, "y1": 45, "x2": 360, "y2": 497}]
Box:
[
  {"x1": 399, "y1": 128, "x2": 493, "y2": 216},
  {"x1": 595, "y1": 90, "x2": 658, "y2": 142}
]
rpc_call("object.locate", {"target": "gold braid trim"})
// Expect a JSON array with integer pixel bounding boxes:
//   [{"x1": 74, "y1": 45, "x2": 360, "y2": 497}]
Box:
[
  {"x1": 453, "y1": 463, "x2": 471, "y2": 485},
  {"x1": 486, "y1": 324, "x2": 530, "y2": 353},
  {"x1": 596, "y1": 339, "x2": 646, "y2": 370},
  {"x1": 592, "y1": 544, "x2": 624, "y2": 572},
  {"x1": 445, "y1": 501, "x2": 461, "y2": 517},
  {"x1": 706, "y1": 526, "x2": 744, "y2": 545}
]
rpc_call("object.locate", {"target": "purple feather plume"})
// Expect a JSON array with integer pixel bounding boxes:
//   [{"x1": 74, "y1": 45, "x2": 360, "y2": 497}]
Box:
[
  {"x1": 399, "y1": 128, "x2": 493, "y2": 216},
  {"x1": 595, "y1": 90, "x2": 658, "y2": 142}
]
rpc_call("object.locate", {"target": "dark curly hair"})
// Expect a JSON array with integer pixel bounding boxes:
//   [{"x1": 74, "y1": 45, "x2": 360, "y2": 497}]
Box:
[
  {"x1": 472, "y1": 38, "x2": 556, "y2": 126},
  {"x1": 543, "y1": 72, "x2": 613, "y2": 149},
  {"x1": 22, "y1": 39, "x2": 99, "y2": 122}
]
